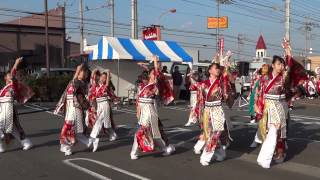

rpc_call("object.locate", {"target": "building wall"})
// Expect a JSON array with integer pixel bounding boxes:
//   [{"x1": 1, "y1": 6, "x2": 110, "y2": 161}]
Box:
[
  {"x1": 309, "y1": 56, "x2": 320, "y2": 72},
  {"x1": 0, "y1": 24, "x2": 65, "y2": 71}
]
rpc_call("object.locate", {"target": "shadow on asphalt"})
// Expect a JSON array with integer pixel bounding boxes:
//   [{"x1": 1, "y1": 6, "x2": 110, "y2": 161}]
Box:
[{"x1": 27, "y1": 129, "x2": 61, "y2": 138}]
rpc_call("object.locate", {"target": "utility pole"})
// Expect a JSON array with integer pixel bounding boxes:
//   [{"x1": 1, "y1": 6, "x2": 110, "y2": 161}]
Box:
[
  {"x1": 304, "y1": 17, "x2": 309, "y2": 58},
  {"x1": 62, "y1": 1, "x2": 66, "y2": 67},
  {"x1": 44, "y1": 0, "x2": 50, "y2": 77},
  {"x1": 298, "y1": 17, "x2": 319, "y2": 69},
  {"x1": 215, "y1": 0, "x2": 233, "y2": 58},
  {"x1": 216, "y1": 0, "x2": 221, "y2": 52},
  {"x1": 237, "y1": 34, "x2": 244, "y2": 62},
  {"x1": 131, "y1": 0, "x2": 138, "y2": 39},
  {"x1": 285, "y1": 0, "x2": 290, "y2": 41},
  {"x1": 216, "y1": 0, "x2": 220, "y2": 53},
  {"x1": 79, "y1": 0, "x2": 84, "y2": 55},
  {"x1": 110, "y1": 0, "x2": 114, "y2": 37}
]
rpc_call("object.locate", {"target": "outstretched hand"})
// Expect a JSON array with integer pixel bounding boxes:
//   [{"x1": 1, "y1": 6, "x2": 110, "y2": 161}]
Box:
[
  {"x1": 15, "y1": 57, "x2": 23, "y2": 64},
  {"x1": 153, "y1": 55, "x2": 159, "y2": 62},
  {"x1": 282, "y1": 38, "x2": 292, "y2": 57}
]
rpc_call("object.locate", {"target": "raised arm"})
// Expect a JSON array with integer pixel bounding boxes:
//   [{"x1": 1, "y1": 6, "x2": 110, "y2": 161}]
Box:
[
  {"x1": 137, "y1": 62, "x2": 150, "y2": 71},
  {"x1": 153, "y1": 55, "x2": 159, "y2": 73},
  {"x1": 90, "y1": 69, "x2": 99, "y2": 85},
  {"x1": 11, "y1": 57, "x2": 23, "y2": 75},
  {"x1": 73, "y1": 64, "x2": 84, "y2": 80},
  {"x1": 282, "y1": 38, "x2": 292, "y2": 67},
  {"x1": 105, "y1": 70, "x2": 110, "y2": 88}
]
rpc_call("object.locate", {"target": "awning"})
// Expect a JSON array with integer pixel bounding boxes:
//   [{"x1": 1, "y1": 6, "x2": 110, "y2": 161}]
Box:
[{"x1": 89, "y1": 36, "x2": 193, "y2": 62}]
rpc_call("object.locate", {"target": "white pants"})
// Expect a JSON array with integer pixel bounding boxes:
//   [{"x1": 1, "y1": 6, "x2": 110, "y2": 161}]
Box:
[
  {"x1": 0, "y1": 126, "x2": 28, "y2": 145},
  {"x1": 130, "y1": 135, "x2": 167, "y2": 156},
  {"x1": 257, "y1": 125, "x2": 277, "y2": 168},
  {"x1": 252, "y1": 131, "x2": 262, "y2": 144},
  {"x1": 194, "y1": 139, "x2": 205, "y2": 153},
  {"x1": 187, "y1": 91, "x2": 197, "y2": 125},
  {"x1": 90, "y1": 119, "x2": 116, "y2": 139},
  {"x1": 200, "y1": 148, "x2": 215, "y2": 163},
  {"x1": 195, "y1": 139, "x2": 226, "y2": 163}
]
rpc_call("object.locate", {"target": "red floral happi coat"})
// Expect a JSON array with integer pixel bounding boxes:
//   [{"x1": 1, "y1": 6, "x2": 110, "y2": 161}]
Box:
[
  {"x1": 1, "y1": 69, "x2": 34, "y2": 103},
  {"x1": 0, "y1": 69, "x2": 34, "y2": 143},
  {"x1": 87, "y1": 79, "x2": 119, "y2": 128},
  {"x1": 254, "y1": 56, "x2": 308, "y2": 120},
  {"x1": 136, "y1": 81, "x2": 158, "y2": 152},
  {"x1": 59, "y1": 84, "x2": 77, "y2": 145},
  {"x1": 197, "y1": 73, "x2": 235, "y2": 152},
  {"x1": 189, "y1": 80, "x2": 201, "y2": 120},
  {"x1": 135, "y1": 70, "x2": 173, "y2": 152},
  {"x1": 157, "y1": 72, "x2": 174, "y2": 105}
]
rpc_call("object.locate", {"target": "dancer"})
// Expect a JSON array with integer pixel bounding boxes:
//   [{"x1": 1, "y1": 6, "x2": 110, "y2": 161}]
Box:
[
  {"x1": 130, "y1": 56, "x2": 175, "y2": 160},
  {"x1": 0, "y1": 57, "x2": 34, "y2": 152},
  {"x1": 55, "y1": 64, "x2": 90, "y2": 156},
  {"x1": 87, "y1": 69, "x2": 118, "y2": 152},
  {"x1": 193, "y1": 62, "x2": 235, "y2": 166},
  {"x1": 305, "y1": 76, "x2": 316, "y2": 99},
  {"x1": 85, "y1": 69, "x2": 100, "y2": 131},
  {"x1": 255, "y1": 39, "x2": 307, "y2": 168},
  {"x1": 184, "y1": 71, "x2": 201, "y2": 127},
  {"x1": 248, "y1": 68, "x2": 262, "y2": 123},
  {"x1": 249, "y1": 64, "x2": 269, "y2": 148}
]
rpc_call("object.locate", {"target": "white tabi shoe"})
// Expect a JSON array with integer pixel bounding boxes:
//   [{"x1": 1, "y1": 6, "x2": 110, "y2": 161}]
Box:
[
  {"x1": 60, "y1": 145, "x2": 67, "y2": 153},
  {"x1": 130, "y1": 153, "x2": 139, "y2": 160},
  {"x1": 109, "y1": 134, "x2": 118, "y2": 142},
  {"x1": 0, "y1": 143, "x2": 5, "y2": 153},
  {"x1": 250, "y1": 141, "x2": 258, "y2": 148},
  {"x1": 21, "y1": 138, "x2": 33, "y2": 151},
  {"x1": 184, "y1": 122, "x2": 193, "y2": 127},
  {"x1": 162, "y1": 144, "x2": 175, "y2": 156},
  {"x1": 194, "y1": 140, "x2": 205, "y2": 155},
  {"x1": 200, "y1": 159, "x2": 209, "y2": 166},
  {"x1": 64, "y1": 146, "x2": 72, "y2": 156},
  {"x1": 194, "y1": 149, "x2": 201, "y2": 155},
  {"x1": 65, "y1": 150, "x2": 72, "y2": 156},
  {"x1": 250, "y1": 119, "x2": 256, "y2": 124},
  {"x1": 92, "y1": 138, "x2": 100, "y2": 152},
  {"x1": 87, "y1": 137, "x2": 93, "y2": 148},
  {"x1": 258, "y1": 161, "x2": 270, "y2": 169}
]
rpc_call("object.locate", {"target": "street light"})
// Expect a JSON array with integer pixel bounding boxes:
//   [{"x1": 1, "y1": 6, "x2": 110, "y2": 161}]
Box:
[{"x1": 157, "y1": 8, "x2": 176, "y2": 25}]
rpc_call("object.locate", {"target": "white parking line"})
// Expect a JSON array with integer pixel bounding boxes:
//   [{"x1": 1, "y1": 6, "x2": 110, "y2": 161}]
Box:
[
  {"x1": 163, "y1": 106, "x2": 188, "y2": 111},
  {"x1": 24, "y1": 104, "x2": 320, "y2": 143},
  {"x1": 24, "y1": 104, "x2": 63, "y2": 117},
  {"x1": 63, "y1": 158, "x2": 151, "y2": 180}
]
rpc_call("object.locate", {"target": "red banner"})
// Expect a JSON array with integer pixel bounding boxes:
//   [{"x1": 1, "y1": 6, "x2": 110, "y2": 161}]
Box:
[
  {"x1": 219, "y1": 37, "x2": 224, "y2": 55},
  {"x1": 142, "y1": 26, "x2": 160, "y2": 40}
]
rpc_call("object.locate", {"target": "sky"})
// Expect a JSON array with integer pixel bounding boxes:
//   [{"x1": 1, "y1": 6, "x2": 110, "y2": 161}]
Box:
[{"x1": 1, "y1": 0, "x2": 320, "y2": 61}]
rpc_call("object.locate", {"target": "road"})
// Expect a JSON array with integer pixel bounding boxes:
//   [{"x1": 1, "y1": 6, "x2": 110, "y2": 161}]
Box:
[{"x1": 0, "y1": 99, "x2": 320, "y2": 180}]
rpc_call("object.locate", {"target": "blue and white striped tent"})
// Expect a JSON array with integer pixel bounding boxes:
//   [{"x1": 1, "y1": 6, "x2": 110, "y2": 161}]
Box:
[{"x1": 89, "y1": 36, "x2": 193, "y2": 62}]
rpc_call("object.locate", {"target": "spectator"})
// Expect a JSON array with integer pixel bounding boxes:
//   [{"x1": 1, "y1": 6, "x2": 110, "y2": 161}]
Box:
[
  {"x1": 185, "y1": 67, "x2": 191, "y2": 98},
  {"x1": 161, "y1": 66, "x2": 168, "y2": 74},
  {"x1": 198, "y1": 68, "x2": 204, "y2": 81},
  {"x1": 172, "y1": 66, "x2": 183, "y2": 101},
  {"x1": 317, "y1": 76, "x2": 320, "y2": 95}
]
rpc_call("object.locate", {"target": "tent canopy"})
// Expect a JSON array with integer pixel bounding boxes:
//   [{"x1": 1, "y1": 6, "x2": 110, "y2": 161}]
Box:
[{"x1": 89, "y1": 36, "x2": 193, "y2": 62}]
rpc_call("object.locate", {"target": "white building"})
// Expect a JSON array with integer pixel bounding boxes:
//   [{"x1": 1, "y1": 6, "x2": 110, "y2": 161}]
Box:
[{"x1": 250, "y1": 35, "x2": 271, "y2": 71}]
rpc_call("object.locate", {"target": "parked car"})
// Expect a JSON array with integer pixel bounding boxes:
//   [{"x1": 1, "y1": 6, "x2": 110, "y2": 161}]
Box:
[{"x1": 34, "y1": 68, "x2": 75, "y2": 78}]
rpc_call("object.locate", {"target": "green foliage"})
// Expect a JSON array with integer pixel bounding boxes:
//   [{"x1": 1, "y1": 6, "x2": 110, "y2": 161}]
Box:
[{"x1": 25, "y1": 74, "x2": 72, "y2": 102}]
